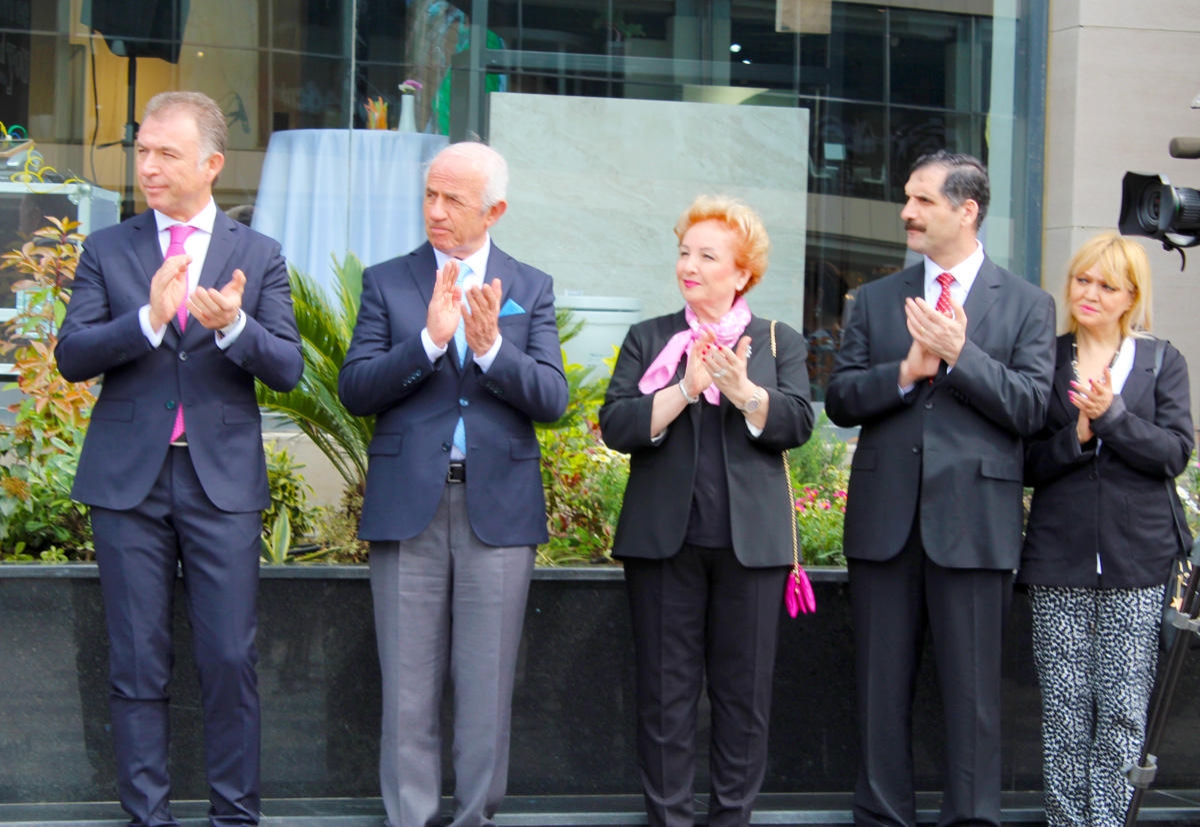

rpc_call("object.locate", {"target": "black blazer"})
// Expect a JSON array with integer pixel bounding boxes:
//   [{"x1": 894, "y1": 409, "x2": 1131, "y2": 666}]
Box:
[
  {"x1": 1019, "y1": 334, "x2": 1194, "y2": 589},
  {"x1": 598, "y1": 311, "x2": 814, "y2": 568},
  {"x1": 825, "y1": 258, "x2": 1057, "y2": 570}
]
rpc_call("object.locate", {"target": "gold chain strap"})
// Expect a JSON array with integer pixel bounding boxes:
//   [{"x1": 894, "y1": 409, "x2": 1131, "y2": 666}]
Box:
[{"x1": 771, "y1": 320, "x2": 800, "y2": 573}]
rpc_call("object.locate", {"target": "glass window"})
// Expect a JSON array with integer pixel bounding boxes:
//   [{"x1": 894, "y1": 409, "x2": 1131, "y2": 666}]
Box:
[{"x1": 0, "y1": 0, "x2": 1042, "y2": 392}]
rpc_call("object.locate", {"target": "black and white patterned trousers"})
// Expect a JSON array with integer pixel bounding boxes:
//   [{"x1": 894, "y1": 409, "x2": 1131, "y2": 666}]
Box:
[{"x1": 1028, "y1": 585, "x2": 1162, "y2": 827}]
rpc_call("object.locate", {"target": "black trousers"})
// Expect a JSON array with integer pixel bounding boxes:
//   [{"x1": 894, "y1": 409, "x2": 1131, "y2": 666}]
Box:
[
  {"x1": 624, "y1": 544, "x2": 788, "y2": 827},
  {"x1": 847, "y1": 521, "x2": 1010, "y2": 827}
]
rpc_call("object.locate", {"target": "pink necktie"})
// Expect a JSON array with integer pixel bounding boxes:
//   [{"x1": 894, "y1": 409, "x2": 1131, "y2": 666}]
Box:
[
  {"x1": 167, "y1": 224, "x2": 196, "y2": 443},
  {"x1": 936, "y1": 271, "x2": 955, "y2": 316}
]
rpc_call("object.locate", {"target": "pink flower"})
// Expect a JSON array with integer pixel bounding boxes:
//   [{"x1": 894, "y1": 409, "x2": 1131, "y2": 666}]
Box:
[
  {"x1": 399, "y1": 79, "x2": 423, "y2": 94},
  {"x1": 821, "y1": 501, "x2": 831, "y2": 510}
]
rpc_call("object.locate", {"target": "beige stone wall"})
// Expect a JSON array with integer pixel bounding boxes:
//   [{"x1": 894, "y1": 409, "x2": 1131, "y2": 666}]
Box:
[{"x1": 1044, "y1": 1, "x2": 1200, "y2": 419}]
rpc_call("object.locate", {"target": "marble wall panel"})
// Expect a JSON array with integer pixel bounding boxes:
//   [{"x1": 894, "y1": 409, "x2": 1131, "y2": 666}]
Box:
[{"x1": 488, "y1": 94, "x2": 809, "y2": 348}]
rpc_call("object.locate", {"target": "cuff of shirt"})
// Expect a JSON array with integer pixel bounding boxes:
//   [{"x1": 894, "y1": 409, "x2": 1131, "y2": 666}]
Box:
[
  {"x1": 140, "y1": 304, "x2": 167, "y2": 347},
  {"x1": 215, "y1": 309, "x2": 246, "y2": 350},
  {"x1": 745, "y1": 421, "x2": 764, "y2": 438},
  {"x1": 421, "y1": 327, "x2": 448, "y2": 363},
  {"x1": 472, "y1": 333, "x2": 503, "y2": 373}
]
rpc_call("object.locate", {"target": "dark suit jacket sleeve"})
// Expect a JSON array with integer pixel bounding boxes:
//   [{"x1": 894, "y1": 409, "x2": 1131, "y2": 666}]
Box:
[
  {"x1": 219, "y1": 245, "x2": 304, "y2": 392},
  {"x1": 597, "y1": 321, "x2": 659, "y2": 454},
  {"x1": 942, "y1": 287, "x2": 1056, "y2": 437},
  {"x1": 57, "y1": 230, "x2": 302, "y2": 392},
  {"x1": 824, "y1": 282, "x2": 913, "y2": 427},
  {"x1": 338, "y1": 263, "x2": 443, "y2": 417},
  {"x1": 473, "y1": 266, "x2": 568, "y2": 423},
  {"x1": 56, "y1": 239, "x2": 156, "y2": 382},
  {"x1": 755, "y1": 320, "x2": 815, "y2": 452},
  {"x1": 1091, "y1": 342, "x2": 1194, "y2": 478}
]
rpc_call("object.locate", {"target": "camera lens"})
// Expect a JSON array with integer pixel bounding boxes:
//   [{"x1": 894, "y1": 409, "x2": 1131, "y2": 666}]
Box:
[{"x1": 1140, "y1": 187, "x2": 1161, "y2": 223}]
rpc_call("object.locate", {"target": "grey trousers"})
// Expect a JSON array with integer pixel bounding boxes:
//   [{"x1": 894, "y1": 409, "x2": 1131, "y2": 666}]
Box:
[
  {"x1": 1029, "y1": 585, "x2": 1161, "y2": 827},
  {"x1": 369, "y1": 482, "x2": 535, "y2": 827}
]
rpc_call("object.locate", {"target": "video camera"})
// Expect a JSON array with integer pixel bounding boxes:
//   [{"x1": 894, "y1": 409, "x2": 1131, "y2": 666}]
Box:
[{"x1": 1119, "y1": 137, "x2": 1200, "y2": 263}]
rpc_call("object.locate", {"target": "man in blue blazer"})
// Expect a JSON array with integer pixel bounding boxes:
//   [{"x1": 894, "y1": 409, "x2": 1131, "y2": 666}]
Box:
[
  {"x1": 55, "y1": 92, "x2": 303, "y2": 826},
  {"x1": 825, "y1": 151, "x2": 1056, "y2": 827},
  {"x1": 339, "y1": 141, "x2": 567, "y2": 827}
]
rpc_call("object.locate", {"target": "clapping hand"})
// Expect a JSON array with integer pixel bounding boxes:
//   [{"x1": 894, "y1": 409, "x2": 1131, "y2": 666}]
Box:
[{"x1": 426, "y1": 259, "x2": 463, "y2": 348}]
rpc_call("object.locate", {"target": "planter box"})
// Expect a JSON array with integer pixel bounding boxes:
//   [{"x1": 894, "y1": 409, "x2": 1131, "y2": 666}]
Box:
[{"x1": 4, "y1": 565, "x2": 1200, "y2": 807}]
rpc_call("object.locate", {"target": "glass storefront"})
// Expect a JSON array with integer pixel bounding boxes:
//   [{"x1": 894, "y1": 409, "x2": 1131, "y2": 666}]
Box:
[{"x1": 0, "y1": 0, "x2": 1044, "y2": 395}]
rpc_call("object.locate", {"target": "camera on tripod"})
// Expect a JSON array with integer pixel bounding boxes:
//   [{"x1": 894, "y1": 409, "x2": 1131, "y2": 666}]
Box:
[{"x1": 1119, "y1": 137, "x2": 1200, "y2": 257}]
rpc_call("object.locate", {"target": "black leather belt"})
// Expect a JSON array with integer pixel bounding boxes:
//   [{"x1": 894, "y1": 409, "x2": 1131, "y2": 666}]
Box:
[
  {"x1": 446, "y1": 461, "x2": 466, "y2": 483},
  {"x1": 169, "y1": 434, "x2": 188, "y2": 447}
]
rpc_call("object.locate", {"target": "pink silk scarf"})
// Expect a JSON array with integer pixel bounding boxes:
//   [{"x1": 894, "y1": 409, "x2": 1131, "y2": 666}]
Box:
[{"x1": 638, "y1": 296, "x2": 751, "y2": 405}]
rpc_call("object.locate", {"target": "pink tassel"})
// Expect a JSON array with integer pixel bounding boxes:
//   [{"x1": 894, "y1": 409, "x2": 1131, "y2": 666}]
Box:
[{"x1": 785, "y1": 565, "x2": 816, "y2": 617}]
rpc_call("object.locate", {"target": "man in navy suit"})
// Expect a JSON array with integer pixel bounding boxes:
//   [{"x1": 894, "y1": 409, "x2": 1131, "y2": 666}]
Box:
[
  {"x1": 339, "y1": 141, "x2": 567, "y2": 827},
  {"x1": 56, "y1": 91, "x2": 303, "y2": 826},
  {"x1": 825, "y1": 151, "x2": 1056, "y2": 827}
]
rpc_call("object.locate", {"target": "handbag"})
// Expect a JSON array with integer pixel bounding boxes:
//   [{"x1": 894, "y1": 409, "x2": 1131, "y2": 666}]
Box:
[{"x1": 770, "y1": 320, "x2": 816, "y2": 617}]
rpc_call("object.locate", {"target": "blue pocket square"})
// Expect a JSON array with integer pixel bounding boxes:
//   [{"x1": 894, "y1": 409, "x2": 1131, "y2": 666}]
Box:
[{"x1": 499, "y1": 298, "x2": 526, "y2": 317}]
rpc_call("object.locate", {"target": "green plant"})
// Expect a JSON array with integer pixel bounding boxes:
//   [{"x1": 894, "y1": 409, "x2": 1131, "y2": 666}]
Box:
[
  {"x1": 257, "y1": 254, "x2": 372, "y2": 498},
  {"x1": 1176, "y1": 449, "x2": 1200, "y2": 537},
  {"x1": 537, "y1": 419, "x2": 628, "y2": 565},
  {"x1": 261, "y1": 441, "x2": 318, "y2": 563},
  {"x1": 788, "y1": 412, "x2": 850, "y2": 566},
  {"x1": 0, "y1": 217, "x2": 96, "y2": 560},
  {"x1": 536, "y1": 335, "x2": 625, "y2": 565},
  {"x1": 307, "y1": 485, "x2": 370, "y2": 563}
]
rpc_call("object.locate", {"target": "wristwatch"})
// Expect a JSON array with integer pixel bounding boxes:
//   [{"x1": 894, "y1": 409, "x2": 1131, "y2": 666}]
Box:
[{"x1": 741, "y1": 386, "x2": 764, "y2": 413}]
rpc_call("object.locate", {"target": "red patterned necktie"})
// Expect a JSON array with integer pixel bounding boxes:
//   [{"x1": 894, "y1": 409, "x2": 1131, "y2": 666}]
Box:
[
  {"x1": 936, "y1": 271, "x2": 955, "y2": 316},
  {"x1": 167, "y1": 224, "x2": 196, "y2": 443}
]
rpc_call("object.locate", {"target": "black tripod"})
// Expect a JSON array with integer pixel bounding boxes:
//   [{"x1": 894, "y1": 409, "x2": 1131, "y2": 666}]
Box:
[{"x1": 1124, "y1": 539, "x2": 1200, "y2": 826}]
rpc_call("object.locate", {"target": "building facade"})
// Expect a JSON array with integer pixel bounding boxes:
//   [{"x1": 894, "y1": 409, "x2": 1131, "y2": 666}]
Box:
[{"x1": 1, "y1": 0, "x2": 1198, "y2": 408}]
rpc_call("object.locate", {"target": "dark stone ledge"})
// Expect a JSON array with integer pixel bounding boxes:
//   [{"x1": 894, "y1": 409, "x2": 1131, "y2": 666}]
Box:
[{"x1": 3, "y1": 564, "x2": 1200, "y2": 823}]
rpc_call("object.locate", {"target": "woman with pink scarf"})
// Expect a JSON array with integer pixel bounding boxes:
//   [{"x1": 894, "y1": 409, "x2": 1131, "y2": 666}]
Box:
[{"x1": 599, "y1": 195, "x2": 814, "y2": 827}]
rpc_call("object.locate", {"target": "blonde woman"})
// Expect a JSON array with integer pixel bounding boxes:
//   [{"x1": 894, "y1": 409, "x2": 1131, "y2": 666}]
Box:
[{"x1": 1020, "y1": 231, "x2": 1194, "y2": 826}]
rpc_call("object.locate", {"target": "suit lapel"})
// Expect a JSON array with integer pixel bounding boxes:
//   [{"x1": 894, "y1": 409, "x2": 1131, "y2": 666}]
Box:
[
  {"x1": 132, "y1": 211, "x2": 163, "y2": 294},
  {"x1": 962, "y1": 258, "x2": 1003, "y2": 340},
  {"x1": 1119, "y1": 337, "x2": 1157, "y2": 411},
  {"x1": 198, "y1": 212, "x2": 236, "y2": 293}
]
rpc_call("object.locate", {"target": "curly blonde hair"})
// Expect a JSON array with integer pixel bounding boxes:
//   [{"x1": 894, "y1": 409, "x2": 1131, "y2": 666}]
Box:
[{"x1": 674, "y1": 195, "x2": 770, "y2": 295}]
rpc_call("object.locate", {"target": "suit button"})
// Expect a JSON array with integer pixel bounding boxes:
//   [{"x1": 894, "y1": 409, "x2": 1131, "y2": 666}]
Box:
[
  {"x1": 924, "y1": 401, "x2": 934, "y2": 410},
  {"x1": 166, "y1": 400, "x2": 177, "y2": 410},
  {"x1": 911, "y1": 445, "x2": 920, "y2": 454},
  {"x1": 441, "y1": 442, "x2": 451, "y2": 452},
  {"x1": 459, "y1": 397, "x2": 469, "y2": 407},
  {"x1": 179, "y1": 351, "x2": 188, "y2": 361}
]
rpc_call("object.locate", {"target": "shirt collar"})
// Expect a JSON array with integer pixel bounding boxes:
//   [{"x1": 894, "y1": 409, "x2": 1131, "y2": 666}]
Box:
[
  {"x1": 154, "y1": 199, "x2": 218, "y2": 235},
  {"x1": 433, "y1": 234, "x2": 492, "y2": 278},
  {"x1": 923, "y1": 240, "x2": 985, "y2": 294}
]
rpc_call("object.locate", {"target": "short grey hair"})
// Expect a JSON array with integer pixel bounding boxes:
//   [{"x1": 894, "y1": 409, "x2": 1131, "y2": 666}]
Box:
[
  {"x1": 910, "y1": 149, "x2": 990, "y2": 230},
  {"x1": 427, "y1": 141, "x2": 509, "y2": 210},
  {"x1": 143, "y1": 91, "x2": 228, "y2": 162}
]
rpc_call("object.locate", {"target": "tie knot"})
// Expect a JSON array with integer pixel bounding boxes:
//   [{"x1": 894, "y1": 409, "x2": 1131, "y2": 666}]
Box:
[
  {"x1": 169, "y1": 224, "x2": 197, "y2": 246},
  {"x1": 937, "y1": 271, "x2": 954, "y2": 288}
]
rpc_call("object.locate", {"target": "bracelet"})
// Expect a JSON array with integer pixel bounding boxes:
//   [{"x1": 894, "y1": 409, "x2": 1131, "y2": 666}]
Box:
[{"x1": 679, "y1": 381, "x2": 700, "y2": 405}]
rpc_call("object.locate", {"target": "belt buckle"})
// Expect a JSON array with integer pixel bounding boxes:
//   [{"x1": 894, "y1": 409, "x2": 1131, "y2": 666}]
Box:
[{"x1": 446, "y1": 462, "x2": 466, "y2": 483}]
